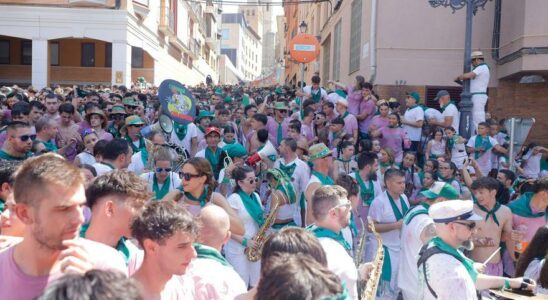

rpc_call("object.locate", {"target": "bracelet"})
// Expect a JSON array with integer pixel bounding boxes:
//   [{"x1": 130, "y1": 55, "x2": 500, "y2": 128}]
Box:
[
  {"x1": 242, "y1": 238, "x2": 248, "y2": 247},
  {"x1": 503, "y1": 278, "x2": 510, "y2": 290}
]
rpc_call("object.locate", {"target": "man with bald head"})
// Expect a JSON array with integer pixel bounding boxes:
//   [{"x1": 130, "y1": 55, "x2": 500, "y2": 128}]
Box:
[{"x1": 183, "y1": 205, "x2": 247, "y2": 297}]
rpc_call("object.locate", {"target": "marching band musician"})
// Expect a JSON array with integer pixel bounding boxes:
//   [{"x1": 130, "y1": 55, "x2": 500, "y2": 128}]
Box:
[
  {"x1": 273, "y1": 137, "x2": 310, "y2": 227},
  {"x1": 305, "y1": 143, "x2": 335, "y2": 225},
  {"x1": 217, "y1": 143, "x2": 248, "y2": 197},
  {"x1": 122, "y1": 116, "x2": 153, "y2": 175},
  {"x1": 225, "y1": 165, "x2": 263, "y2": 287},
  {"x1": 128, "y1": 130, "x2": 165, "y2": 175},
  {"x1": 140, "y1": 145, "x2": 181, "y2": 200},
  {"x1": 163, "y1": 157, "x2": 244, "y2": 236}
]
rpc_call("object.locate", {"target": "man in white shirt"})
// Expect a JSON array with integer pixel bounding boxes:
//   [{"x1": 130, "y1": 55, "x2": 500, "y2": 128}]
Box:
[
  {"x1": 455, "y1": 51, "x2": 490, "y2": 132},
  {"x1": 466, "y1": 122, "x2": 507, "y2": 176},
  {"x1": 429, "y1": 90, "x2": 460, "y2": 134},
  {"x1": 307, "y1": 185, "x2": 370, "y2": 300},
  {"x1": 273, "y1": 137, "x2": 310, "y2": 226},
  {"x1": 296, "y1": 75, "x2": 328, "y2": 104},
  {"x1": 368, "y1": 168, "x2": 410, "y2": 299},
  {"x1": 401, "y1": 92, "x2": 424, "y2": 152},
  {"x1": 398, "y1": 182, "x2": 459, "y2": 300},
  {"x1": 93, "y1": 139, "x2": 133, "y2": 176},
  {"x1": 418, "y1": 200, "x2": 535, "y2": 300}
]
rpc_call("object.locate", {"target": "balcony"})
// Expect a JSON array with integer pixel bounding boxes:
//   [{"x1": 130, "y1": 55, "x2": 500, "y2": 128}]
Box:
[{"x1": 159, "y1": 2, "x2": 175, "y2": 36}]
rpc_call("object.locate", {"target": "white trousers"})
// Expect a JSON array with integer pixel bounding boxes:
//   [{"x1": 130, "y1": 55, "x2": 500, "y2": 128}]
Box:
[
  {"x1": 225, "y1": 251, "x2": 261, "y2": 287},
  {"x1": 472, "y1": 94, "x2": 488, "y2": 132}
]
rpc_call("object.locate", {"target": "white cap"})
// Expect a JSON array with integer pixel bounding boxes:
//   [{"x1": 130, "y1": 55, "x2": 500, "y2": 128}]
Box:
[
  {"x1": 337, "y1": 98, "x2": 349, "y2": 107},
  {"x1": 429, "y1": 200, "x2": 482, "y2": 223},
  {"x1": 327, "y1": 92, "x2": 341, "y2": 104}
]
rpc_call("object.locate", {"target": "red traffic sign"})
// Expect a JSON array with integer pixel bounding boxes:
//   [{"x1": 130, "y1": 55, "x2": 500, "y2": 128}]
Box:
[{"x1": 288, "y1": 33, "x2": 320, "y2": 63}]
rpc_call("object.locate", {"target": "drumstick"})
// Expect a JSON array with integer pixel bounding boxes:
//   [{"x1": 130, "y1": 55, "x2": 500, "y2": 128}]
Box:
[{"x1": 483, "y1": 247, "x2": 501, "y2": 265}]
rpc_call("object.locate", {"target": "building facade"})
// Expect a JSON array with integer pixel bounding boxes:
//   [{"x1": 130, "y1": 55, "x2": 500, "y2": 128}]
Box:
[
  {"x1": 285, "y1": 0, "x2": 548, "y2": 144},
  {"x1": 220, "y1": 13, "x2": 262, "y2": 81},
  {"x1": 0, "y1": 0, "x2": 222, "y2": 88}
]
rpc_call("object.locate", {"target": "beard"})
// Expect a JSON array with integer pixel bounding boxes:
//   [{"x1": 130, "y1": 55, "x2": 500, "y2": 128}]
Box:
[
  {"x1": 369, "y1": 171, "x2": 378, "y2": 181},
  {"x1": 33, "y1": 224, "x2": 67, "y2": 251},
  {"x1": 460, "y1": 239, "x2": 475, "y2": 251}
]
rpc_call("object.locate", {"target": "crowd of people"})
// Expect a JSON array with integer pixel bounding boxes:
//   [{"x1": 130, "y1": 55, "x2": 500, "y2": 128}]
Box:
[{"x1": 0, "y1": 53, "x2": 546, "y2": 300}]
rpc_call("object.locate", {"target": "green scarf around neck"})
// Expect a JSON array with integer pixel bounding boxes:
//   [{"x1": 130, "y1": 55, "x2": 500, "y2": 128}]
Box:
[
  {"x1": 355, "y1": 171, "x2": 375, "y2": 206},
  {"x1": 474, "y1": 196, "x2": 502, "y2": 226},
  {"x1": 237, "y1": 190, "x2": 264, "y2": 227},
  {"x1": 126, "y1": 135, "x2": 148, "y2": 165},
  {"x1": 404, "y1": 202, "x2": 431, "y2": 225},
  {"x1": 184, "y1": 186, "x2": 208, "y2": 207},
  {"x1": 153, "y1": 174, "x2": 171, "y2": 200},
  {"x1": 312, "y1": 170, "x2": 334, "y2": 185},
  {"x1": 205, "y1": 147, "x2": 222, "y2": 179},
  {"x1": 194, "y1": 243, "x2": 231, "y2": 267},
  {"x1": 173, "y1": 122, "x2": 188, "y2": 141},
  {"x1": 387, "y1": 192, "x2": 409, "y2": 221},
  {"x1": 474, "y1": 135, "x2": 492, "y2": 159},
  {"x1": 279, "y1": 162, "x2": 297, "y2": 178},
  {"x1": 307, "y1": 225, "x2": 351, "y2": 250},
  {"x1": 508, "y1": 192, "x2": 547, "y2": 219},
  {"x1": 440, "y1": 101, "x2": 456, "y2": 113},
  {"x1": 430, "y1": 237, "x2": 478, "y2": 282}
]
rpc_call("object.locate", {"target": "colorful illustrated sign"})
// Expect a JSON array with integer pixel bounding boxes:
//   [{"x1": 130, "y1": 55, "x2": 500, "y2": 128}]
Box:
[{"x1": 158, "y1": 79, "x2": 196, "y2": 124}]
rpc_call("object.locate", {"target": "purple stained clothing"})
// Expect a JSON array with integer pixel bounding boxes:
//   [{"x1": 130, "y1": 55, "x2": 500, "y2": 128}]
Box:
[
  {"x1": 370, "y1": 115, "x2": 389, "y2": 132},
  {"x1": 379, "y1": 126, "x2": 408, "y2": 163},
  {"x1": 266, "y1": 116, "x2": 290, "y2": 147},
  {"x1": 346, "y1": 85, "x2": 363, "y2": 115},
  {"x1": 343, "y1": 114, "x2": 358, "y2": 137},
  {"x1": 301, "y1": 122, "x2": 315, "y2": 142},
  {"x1": 78, "y1": 120, "x2": 91, "y2": 136},
  {"x1": 358, "y1": 98, "x2": 376, "y2": 134}
]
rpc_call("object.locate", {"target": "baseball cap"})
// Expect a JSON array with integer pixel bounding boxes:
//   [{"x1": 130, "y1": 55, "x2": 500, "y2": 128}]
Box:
[
  {"x1": 420, "y1": 181, "x2": 459, "y2": 200},
  {"x1": 434, "y1": 90, "x2": 450, "y2": 101}
]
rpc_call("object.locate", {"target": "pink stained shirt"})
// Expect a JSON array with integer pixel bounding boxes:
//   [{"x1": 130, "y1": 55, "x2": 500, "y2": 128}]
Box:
[
  {"x1": 183, "y1": 257, "x2": 247, "y2": 300},
  {"x1": 342, "y1": 113, "x2": 358, "y2": 138},
  {"x1": 0, "y1": 238, "x2": 127, "y2": 300},
  {"x1": 266, "y1": 116, "x2": 290, "y2": 147},
  {"x1": 370, "y1": 115, "x2": 389, "y2": 132},
  {"x1": 346, "y1": 85, "x2": 363, "y2": 116},
  {"x1": 301, "y1": 122, "x2": 315, "y2": 142},
  {"x1": 358, "y1": 98, "x2": 376, "y2": 134},
  {"x1": 379, "y1": 126, "x2": 408, "y2": 163}
]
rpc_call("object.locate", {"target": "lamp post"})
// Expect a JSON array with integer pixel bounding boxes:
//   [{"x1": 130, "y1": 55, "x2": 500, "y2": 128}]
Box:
[
  {"x1": 428, "y1": 0, "x2": 492, "y2": 139},
  {"x1": 299, "y1": 21, "x2": 308, "y2": 91}
]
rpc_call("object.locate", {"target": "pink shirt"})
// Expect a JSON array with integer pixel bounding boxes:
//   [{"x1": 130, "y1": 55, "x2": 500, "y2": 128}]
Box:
[
  {"x1": 358, "y1": 98, "x2": 376, "y2": 133},
  {"x1": 0, "y1": 239, "x2": 127, "y2": 300},
  {"x1": 301, "y1": 123, "x2": 315, "y2": 142},
  {"x1": 184, "y1": 257, "x2": 247, "y2": 299},
  {"x1": 266, "y1": 116, "x2": 290, "y2": 147},
  {"x1": 380, "y1": 126, "x2": 408, "y2": 163},
  {"x1": 370, "y1": 115, "x2": 389, "y2": 132},
  {"x1": 346, "y1": 85, "x2": 363, "y2": 116},
  {"x1": 342, "y1": 113, "x2": 358, "y2": 137}
]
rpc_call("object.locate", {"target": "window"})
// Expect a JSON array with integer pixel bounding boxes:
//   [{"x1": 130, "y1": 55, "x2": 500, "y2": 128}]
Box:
[
  {"x1": 220, "y1": 29, "x2": 229, "y2": 40},
  {"x1": 50, "y1": 42, "x2": 59, "y2": 66},
  {"x1": 21, "y1": 41, "x2": 32, "y2": 65},
  {"x1": 132, "y1": 47, "x2": 144, "y2": 68},
  {"x1": 349, "y1": 0, "x2": 362, "y2": 74},
  {"x1": 81, "y1": 43, "x2": 95, "y2": 67},
  {"x1": 332, "y1": 20, "x2": 341, "y2": 81},
  {"x1": 105, "y1": 43, "x2": 112, "y2": 67},
  {"x1": 322, "y1": 36, "x2": 331, "y2": 81},
  {"x1": 0, "y1": 40, "x2": 9, "y2": 64}
]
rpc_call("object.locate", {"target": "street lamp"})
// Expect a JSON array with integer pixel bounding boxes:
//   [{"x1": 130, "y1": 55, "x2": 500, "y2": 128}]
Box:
[
  {"x1": 428, "y1": 0, "x2": 492, "y2": 139},
  {"x1": 299, "y1": 21, "x2": 308, "y2": 34}
]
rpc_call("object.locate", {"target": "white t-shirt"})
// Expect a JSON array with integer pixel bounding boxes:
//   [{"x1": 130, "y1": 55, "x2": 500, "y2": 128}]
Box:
[
  {"x1": 425, "y1": 108, "x2": 444, "y2": 123},
  {"x1": 128, "y1": 151, "x2": 146, "y2": 175},
  {"x1": 225, "y1": 192, "x2": 262, "y2": 255},
  {"x1": 169, "y1": 122, "x2": 198, "y2": 154},
  {"x1": 418, "y1": 251, "x2": 478, "y2": 300},
  {"x1": 398, "y1": 206, "x2": 433, "y2": 299},
  {"x1": 442, "y1": 103, "x2": 460, "y2": 133},
  {"x1": 522, "y1": 151, "x2": 542, "y2": 179},
  {"x1": 319, "y1": 237, "x2": 359, "y2": 300},
  {"x1": 93, "y1": 162, "x2": 114, "y2": 176},
  {"x1": 471, "y1": 64, "x2": 490, "y2": 94},
  {"x1": 303, "y1": 86, "x2": 328, "y2": 102},
  {"x1": 403, "y1": 106, "x2": 424, "y2": 142},
  {"x1": 140, "y1": 172, "x2": 182, "y2": 196}
]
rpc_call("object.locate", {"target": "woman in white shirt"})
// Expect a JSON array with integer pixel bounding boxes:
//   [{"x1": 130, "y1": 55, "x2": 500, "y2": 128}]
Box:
[
  {"x1": 225, "y1": 165, "x2": 263, "y2": 288},
  {"x1": 515, "y1": 226, "x2": 548, "y2": 295}
]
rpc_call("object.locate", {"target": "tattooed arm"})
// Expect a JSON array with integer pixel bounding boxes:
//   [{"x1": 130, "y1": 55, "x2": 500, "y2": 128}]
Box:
[{"x1": 420, "y1": 223, "x2": 437, "y2": 243}]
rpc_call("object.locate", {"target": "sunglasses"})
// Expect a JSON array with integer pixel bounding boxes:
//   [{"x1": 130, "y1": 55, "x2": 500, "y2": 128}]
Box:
[
  {"x1": 278, "y1": 110, "x2": 288, "y2": 113},
  {"x1": 332, "y1": 200, "x2": 352, "y2": 210},
  {"x1": 16, "y1": 134, "x2": 36, "y2": 142},
  {"x1": 179, "y1": 172, "x2": 202, "y2": 181},
  {"x1": 129, "y1": 124, "x2": 143, "y2": 128},
  {"x1": 110, "y1": 114, "x2": 126, "y2": 120},
  {"x1": 241, "y1": 178, "x2": 259, "y2": 184},
  {"x1": 156, "y1": 167, "x2": 172, "y2": 173},
  {"x1": 452, "y1": 221, "x2": 476, "y2": 230}
]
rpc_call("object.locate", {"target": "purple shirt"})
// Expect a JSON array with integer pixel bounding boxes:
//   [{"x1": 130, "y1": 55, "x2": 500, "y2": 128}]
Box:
[
  {"x1": 380, "y1": 126, "x2": 408, "y2": 163},
  {"x1": 301, "y1": 122, "x2": 315, "y2": 142},
  {"x1": 358, "y1": 98, "x2": 376, "y2": 133},
  {"x1": 343, "y1": 113, "x2": 358, "y2": 137},
  {"x1": 346, "y1": 85, "x2": 363, "y2": 116},
  {"x1": 266, "y1": 116, "x2": 290, "y2": 147},
  {"x1": 370, "y1": 115, "x2": 389, "y2": 132}
]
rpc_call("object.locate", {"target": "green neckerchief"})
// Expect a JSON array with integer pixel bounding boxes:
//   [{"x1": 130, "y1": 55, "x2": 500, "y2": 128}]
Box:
[
  {"x1": 126, "y1": 135, "x2": 148, "y2": 165},
  {"x1": 0, "y1": 198, "x2": 4, "y2": 213},
  {"x1": 197, "y1": 125, "x2": 206, "y2": 134},
  {"x1": 474, "y1": 197, "x2": 502, "y2": 226},
  {"x1": 341, "y1": 111, "x2": 349, "y2": 120},
  {"x1": 406, "y1": 104, "x2": 419, "y2": 111},
  {"x1": 473, "y1": 62, "x2": 490, "y2": 71},
  {"x1": 184, "y1": 186, "x2": 208, "y2": 207},
  {"x1": 380, "y1": 161, "x2": 392, "y2": 169},
  {"x1": 276, "y1": 119, "x2": 283, "y2": 145},
  {"x1": 508, "y1": 192, "x2": 547, "y2": 219},
  {"x1": 311, "y1": 88, "x2": 322, "y2": 103},
  {"x1": 404, "y1": 202, "x2": 431, "y2": 225},
  {"x1": 173, "y1": 122, "x2": 188, "y2": 141},
  {"x1": 386, "y1": 192, "x2": 409, "y2": 221},
  {"x1": 223, "y1": 138, "x2": 236, "y2": 145},
  {"x1": 0, "y1": 149, "x2": 31, "y2": 161},
  {"x1": 399, "y1": 162, "x2": 413, "y2": 173},
  {"x1": 101, "y1": 161, "x2": 116, "y2": 170},
  {"x1": 107, "y1": 124, "x2": 120, "y2": 138},
  {"x1": 381, "y1": 245, "x2": 392, "y2": 282},
  {"x1": 307, "y1": 225, "x2": 351, "y2": 250},
  {"x1": 312, "y1": 170, "x2": 334, "y2": 185},
  {"x1": 194, "y1": 243, "x2": 231, "y2": 267},
  {"x1": 80, "y1": 223, "x2": 131, "y2": 264},
  {"x1": 349, "y1": 211, "x2": 358, "y2": 237},
  {"x1": 474, "y1": 135, "x2": 493, "y2": 159},
  {"x1": 418, "y1": 171, "x2": 425, "y2": 185},
  {"x1": 205, "y1": 146, "x2": 222, "y2": 179},
  {"x1": 440, "y1": 101, "x2": 456, "y2": 113},
  {"x1": 447, "y1": 135, "x2": 458, "y2": 151},
  {"x1": 355, "y1": 171, "x2": 375, "y2": 206},
  {"x1": 430, "y1": 236, "x2": 478, "y2": 282},
  {"x1": 153, "y1": 174, "x2": 171, "y2": 200},
  {"x1": 279, "y1": 161, "x2": 297, "y2": 178},
  {"x1": 36, "y1": 139, "x2": 58, "y2": 152},
  {"x1": 237, "y1": 190, "x2": 264, "y2": 227},
  {"x1": 439, "y1": 174, "x2": 455, "y2": 184},
  {"x1": 336, "y1": 158, "x2": 352, "y2": 163},
  {"x1": 323, "y1": 282, "x2": 349, "y2": 300}
]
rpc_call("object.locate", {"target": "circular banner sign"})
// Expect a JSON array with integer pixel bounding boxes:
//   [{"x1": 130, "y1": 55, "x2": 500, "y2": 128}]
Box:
[
  {"x1": 288, "y1": 33, "x2": 321, "y2": 63},
  {"x1": 158, "y1": 79, "x2": 196, "y2": 125}
]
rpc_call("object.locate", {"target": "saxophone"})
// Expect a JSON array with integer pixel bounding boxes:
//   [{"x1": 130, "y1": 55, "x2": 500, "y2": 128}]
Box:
[
  {"x1": 354, "y1": 217, "x2": 367, "y2": 267},
  {"x1": 244, "y1": 189, "x2": 284, "y2": 262},
  {"x1": 362, "y1": 217, "x2": 384, "y2": 300}
]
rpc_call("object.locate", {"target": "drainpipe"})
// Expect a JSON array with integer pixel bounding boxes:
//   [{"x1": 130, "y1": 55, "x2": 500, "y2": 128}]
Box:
[
  {"x1": 491, "y1": 0, "x2": 501, "y2": 61},
  {"x1": 369, "y1": 0, "x2": 378, "y2": 84}
]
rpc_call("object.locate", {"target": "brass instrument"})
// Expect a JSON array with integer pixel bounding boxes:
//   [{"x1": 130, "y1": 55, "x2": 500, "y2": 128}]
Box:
[
  {"x1": 362, "y1": 217, "x2": 384, "y2": 300},
  {"x1": 244, "y1": 189, "x2": 285, "y2": 262},
  {"x1": 164, "y1": 142, "x2": 189, "y2": 172},
  {"x1": 354, "y1": 218, "x2": 367, "y2": 267}
]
